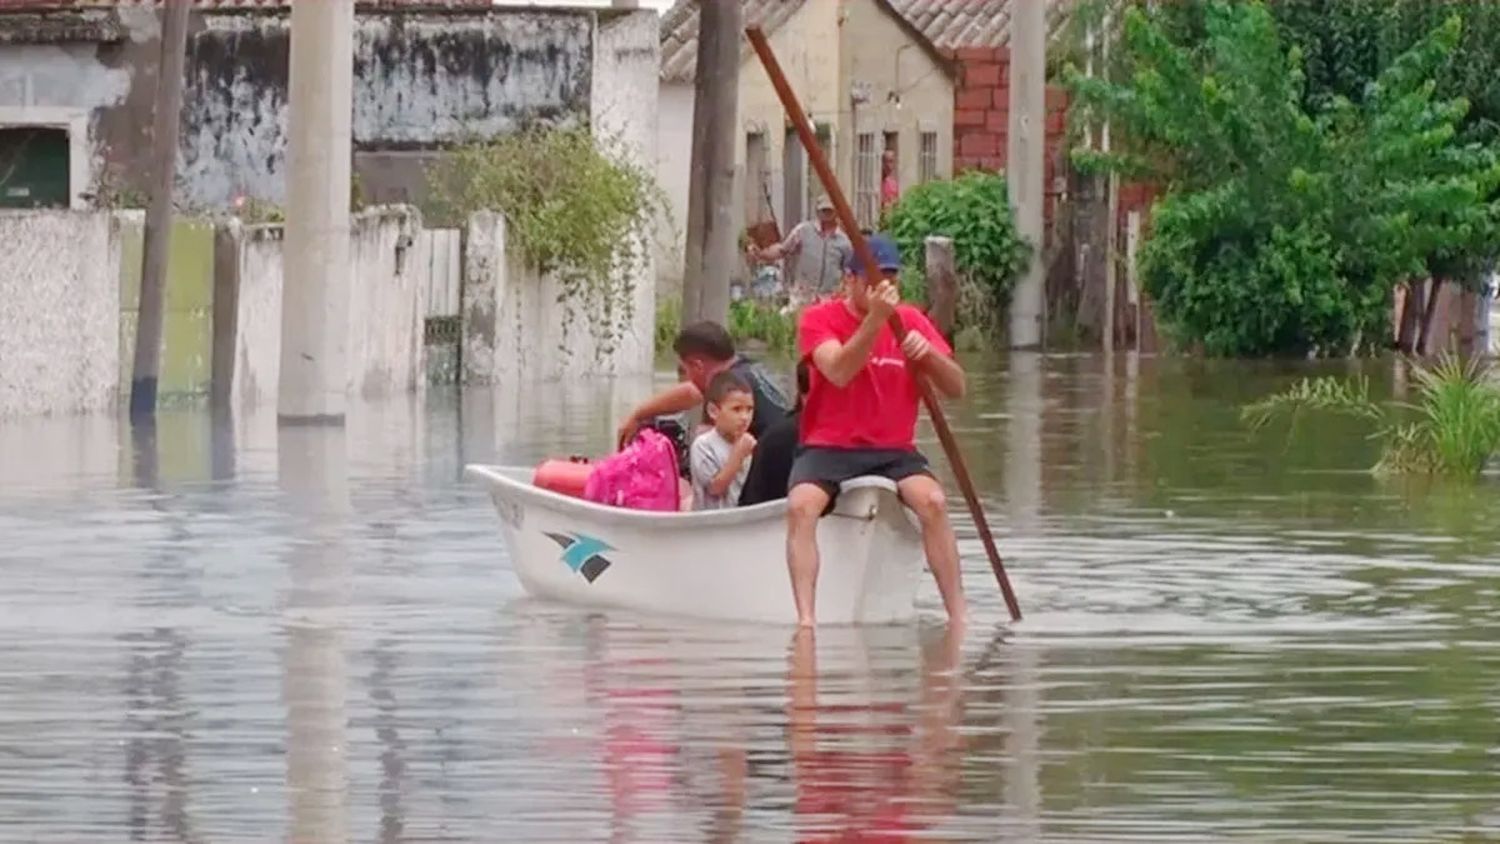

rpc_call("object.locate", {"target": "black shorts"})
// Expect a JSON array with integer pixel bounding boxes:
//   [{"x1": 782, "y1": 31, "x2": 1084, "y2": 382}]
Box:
[{"x1": 787, "y1": 446, "x2": 932, "y2": 509}]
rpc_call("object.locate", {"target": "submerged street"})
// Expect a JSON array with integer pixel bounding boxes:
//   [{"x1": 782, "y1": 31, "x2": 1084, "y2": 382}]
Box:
[{"x1": 2, "y1": 353, "x2": 1497, "y2": 841}]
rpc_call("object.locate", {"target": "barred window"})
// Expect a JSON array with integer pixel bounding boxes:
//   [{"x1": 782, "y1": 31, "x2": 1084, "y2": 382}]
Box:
[
  {"x1": 919, "y1": 131, "x2": 938, "y2": 183},
  {"x1": 855, "y1": 132, "x2": 878, "y2": 228}
]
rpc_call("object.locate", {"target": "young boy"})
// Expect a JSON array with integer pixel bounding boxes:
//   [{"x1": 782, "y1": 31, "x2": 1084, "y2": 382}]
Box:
[
  {"x1": 738, "y1": 358, "x2": 810, "y2": 506},
  {"x1": 616, "y1": 321, "x2": 789, "y2": 449},
  {"x1": 689, "y1": 370, "x2": 757, "y2": 510}
]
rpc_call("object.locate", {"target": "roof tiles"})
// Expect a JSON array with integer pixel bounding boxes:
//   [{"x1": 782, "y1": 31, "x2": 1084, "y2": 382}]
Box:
[
  {"x1": 658, "y1": 0, "x2": 807, "y2": 83},
  {"x1": 885, "y1": 0, "x2": 1077, "y2": 50}
]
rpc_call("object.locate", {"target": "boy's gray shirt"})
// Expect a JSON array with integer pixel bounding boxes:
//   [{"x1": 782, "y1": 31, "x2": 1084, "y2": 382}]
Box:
[{"x1": 690, "y1": 430, "x2": 750, "y2": 510}]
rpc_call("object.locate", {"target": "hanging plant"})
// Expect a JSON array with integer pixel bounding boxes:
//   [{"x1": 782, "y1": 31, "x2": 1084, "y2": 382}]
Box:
[{"x1": 427, "y1": 125, "x2": 669, "y2": 358}]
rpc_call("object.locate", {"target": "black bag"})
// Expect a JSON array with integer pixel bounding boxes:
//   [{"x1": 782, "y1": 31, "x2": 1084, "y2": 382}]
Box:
[{"x1": 640, "y1": 415, "x2": 691, "y2": 479}]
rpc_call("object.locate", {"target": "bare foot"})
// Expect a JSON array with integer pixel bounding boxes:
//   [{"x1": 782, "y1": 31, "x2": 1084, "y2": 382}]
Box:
[{"x1": 797, "y1": 615, "x2": 816, "y2": 628}]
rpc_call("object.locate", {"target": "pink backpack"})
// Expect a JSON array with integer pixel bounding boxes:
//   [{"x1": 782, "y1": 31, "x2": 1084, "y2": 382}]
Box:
[{"x1": 583, "y1": 428, "x2": 680, "y2": 511}]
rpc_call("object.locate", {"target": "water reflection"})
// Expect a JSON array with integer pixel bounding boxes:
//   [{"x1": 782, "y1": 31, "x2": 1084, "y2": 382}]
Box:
[{"x1": 278, "y1": 425, "x2": 350, "y2": 843}]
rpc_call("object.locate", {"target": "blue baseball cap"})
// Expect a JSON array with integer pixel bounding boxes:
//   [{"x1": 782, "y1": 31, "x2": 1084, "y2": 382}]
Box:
[{"x1": 844, "y1": 233, "x2": 903, "y2": 276}]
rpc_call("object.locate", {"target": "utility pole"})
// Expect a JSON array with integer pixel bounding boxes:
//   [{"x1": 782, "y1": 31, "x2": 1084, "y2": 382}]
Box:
[
  {"x1": 1008, "y1": 0, "x2": 1046, "y2": 349},
  {"x1": 279, "y1": 0, "x2": 355, "y2": 425},
  {"x1": 681, "y1": 0, "x2": 741, "y2": 324},
  {"x1": 128, "y1": 0, "x2": 190, "y2": 422}
]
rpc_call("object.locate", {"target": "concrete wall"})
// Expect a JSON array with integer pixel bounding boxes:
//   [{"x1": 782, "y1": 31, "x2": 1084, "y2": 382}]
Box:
[
  {"x1": 0, "y1": 33, "x2": 137, "y2": 208},
  {"x1": 0, "y1": 8, "x2": 600, "y2": 210},
  {"x1": 218, "y1": 221, "x2": 285, "y2": 412},
  {"x1": 346, "y1": 206, "x2": 427, "y2": 399},
  {"x1": 463, "y1": 210, "x2": 652, "y2": 387},
  {"x1": 117, "y1": 217, "x2": 217, "y2": 400},
  {"x1": 654, "y1": 82, "x2": 693, "y2": 298},
  {"x1": 215, "y1": 206, "x2": 427, "y2": 412},
  {"x1": 0, "y1": 210, "x2": 125, "y2": 417},
  {"x1": 590, "y1": 9, "x2": 657, "y2": 374},
  {"x1": 182, "y1": 11, "x2": 593, "y2": 209},
  {"x1": 838, "y1": 0, "x2": 954, "y2": 225}
]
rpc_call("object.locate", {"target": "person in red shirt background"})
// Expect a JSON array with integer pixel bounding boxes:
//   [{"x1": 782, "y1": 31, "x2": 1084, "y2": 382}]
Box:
[
  {"x1": 787, "y1": 234, "x2": 968, "y2": 628},
  {"x1": 880, "y1": 149, "x2": 900, "y2": 212}
]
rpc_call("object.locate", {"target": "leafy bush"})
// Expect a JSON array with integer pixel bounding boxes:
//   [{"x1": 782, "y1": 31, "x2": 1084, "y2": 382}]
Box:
[
  {"x1": 884, "y1": 171, "x2": 1031, "y2": 308},
  {"x1": 655, "y1": 297, "x2": 681, "y2": 356},
  {"x1": 655, "y1": 298, "x2": 796, "y2": 357},
  {"x1": 427, "y1": 126, "x2": 668, "y2": 355},
  {"x1": 728, "y1": 300, "x2": 796, "y2": 355},
  {"x1": 1244, "y1": 355, "x2": 1500, "y2": 476},
  {"x1": 1067, "y1": 3, "x2": 1500, "y2": 357}
]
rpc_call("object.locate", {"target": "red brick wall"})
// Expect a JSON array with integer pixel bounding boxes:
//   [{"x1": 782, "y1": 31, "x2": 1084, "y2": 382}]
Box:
[
  {"x1": 950, "y1": 48, "x2": 1165, "y2": 350},
  {"x1": 949, "y1": 47, "x2": 1071, "y2": 224}
]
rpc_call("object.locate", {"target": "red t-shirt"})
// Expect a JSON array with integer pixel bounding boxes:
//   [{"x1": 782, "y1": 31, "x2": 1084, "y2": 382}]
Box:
[{"x1": 797, "y1": 300, "x2": 951, "y2": 451}]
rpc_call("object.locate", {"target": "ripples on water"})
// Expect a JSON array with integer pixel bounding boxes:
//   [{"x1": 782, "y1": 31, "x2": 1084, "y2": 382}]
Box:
[{"x1": 1, "y1": 355, "x2": 1497, "y2": 842}]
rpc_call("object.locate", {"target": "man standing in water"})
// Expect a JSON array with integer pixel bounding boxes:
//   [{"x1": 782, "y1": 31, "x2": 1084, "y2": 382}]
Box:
[
  {"x1": 785, "y1": 234, "x2": 967, "y2": 627},
  {"x1": 749, "y1": 195, "x2": 852, "y2": 306}
]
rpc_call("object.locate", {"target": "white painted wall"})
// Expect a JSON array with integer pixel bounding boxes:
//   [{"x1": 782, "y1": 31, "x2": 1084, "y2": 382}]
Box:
[
  {"x1": 590, "y1": 8, "x2": 658, "y2": 376},
  {"x1": 464, "y1": 210, "x2": 653, "y2": 386},
  {"x1": 224, "y1": 206, "x2": 427, "y2": 412},
  {"x1": 229, "y1": 222, "x2": 286, "y2": 411},
  {"x1": 655, "y1": 81, "x2": 694, "y2": 300},
  {"x1": 0, "y1": 210, "x2": 125, "y2": 417},
  {"x1": 346, "y1": 206, "x2": 427, "y2": 399}
]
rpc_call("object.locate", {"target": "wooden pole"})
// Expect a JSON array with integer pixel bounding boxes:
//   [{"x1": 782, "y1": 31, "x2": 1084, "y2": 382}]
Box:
[
  {"x1": 681, "y1": 0, "x2": 741, "y2": 324},
  {"x1": 923, "y1": 236, "x2": 957, "y2": 340},
  {"x1": 746, "y1": 26, "x2": 1022, "y2": 622},
  {"x1": 1008, "y1": 0, "x2": 1046, "y2": 348},
  {"x1": 129, "y1": 0, "x2": 190, "y2": 422}
]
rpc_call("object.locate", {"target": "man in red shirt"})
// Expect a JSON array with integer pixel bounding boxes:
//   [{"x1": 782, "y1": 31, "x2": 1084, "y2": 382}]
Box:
[{"x1": 788, "y1": 234, "x2": 968, "y2": 627}]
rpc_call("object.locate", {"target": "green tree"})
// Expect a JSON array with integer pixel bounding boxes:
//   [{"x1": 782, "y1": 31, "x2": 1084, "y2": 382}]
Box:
[{"x1": 1067, "y1": 3, "x2": 1500, "y2": 357}]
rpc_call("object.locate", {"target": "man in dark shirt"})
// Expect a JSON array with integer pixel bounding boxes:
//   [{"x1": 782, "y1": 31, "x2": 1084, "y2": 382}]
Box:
[
  {"x1": 738, "y1": 358, "x2": 808, "y2": 506},
  {"x1": 616, "y1": 321, "x2": 790, "y2": 447}
]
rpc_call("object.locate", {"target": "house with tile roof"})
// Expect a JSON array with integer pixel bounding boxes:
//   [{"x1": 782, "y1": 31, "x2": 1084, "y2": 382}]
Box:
[
  {"x1": 655, "y1": 0, "x2": 956, "y2": 293},
  {"x1": 0, "y1": 1, "x2": 658, "y2": 210},
  {"x1": 887, "y1": 0, "x2": 1076, "y2": 197}
]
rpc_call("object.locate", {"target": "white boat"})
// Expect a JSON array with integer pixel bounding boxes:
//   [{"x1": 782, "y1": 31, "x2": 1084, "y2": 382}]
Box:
[{"x1": 464, "y1": 465, "x2": 926, "y2": 625}]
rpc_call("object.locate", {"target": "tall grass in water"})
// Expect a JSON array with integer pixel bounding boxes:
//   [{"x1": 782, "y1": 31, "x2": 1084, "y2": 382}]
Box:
[{"x1": 1243, "y1": 355, "x2": 1500, "y2": 477}]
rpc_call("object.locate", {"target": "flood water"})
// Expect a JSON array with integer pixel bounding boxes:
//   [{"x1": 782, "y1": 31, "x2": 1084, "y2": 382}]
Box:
[{"x1": 2, "y1": 353, "x2": 1498, "y2": 842}]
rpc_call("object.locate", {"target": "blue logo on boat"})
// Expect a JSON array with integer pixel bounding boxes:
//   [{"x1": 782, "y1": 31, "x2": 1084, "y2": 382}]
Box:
[{"x1": 544, "y1": 532, "x2": 613, "y2": 583}]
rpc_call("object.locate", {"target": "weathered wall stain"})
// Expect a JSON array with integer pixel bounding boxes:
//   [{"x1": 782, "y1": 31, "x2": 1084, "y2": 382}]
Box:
[
  {"x1": 175, "y1": 11, "x2": 592, "y2": 208},
  {"x1": 351, "y1": 13, "x2": 590, "y2": 149}
]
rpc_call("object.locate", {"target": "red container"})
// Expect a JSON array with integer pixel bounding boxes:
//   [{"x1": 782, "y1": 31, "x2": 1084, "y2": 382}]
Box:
[{"x1": 533, "y1": 458, "x2": 593, "y2": 499}]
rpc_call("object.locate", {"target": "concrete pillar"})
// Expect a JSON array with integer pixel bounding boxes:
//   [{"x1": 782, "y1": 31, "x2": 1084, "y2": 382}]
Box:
[
  {"x1": 462, "y1": 210, "x2": 506, "y2": 386},
  {"x1": 1007, "y1": 0, "x2": 1047, "y2": 348},
  {"x1": 279, "y1": 0, "x2": 355, "y2": 424}
]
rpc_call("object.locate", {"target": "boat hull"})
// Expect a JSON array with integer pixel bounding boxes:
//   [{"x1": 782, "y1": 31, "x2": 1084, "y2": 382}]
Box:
[{"x1": 465, "y1": 465, "x2": 925, "y2": 625}]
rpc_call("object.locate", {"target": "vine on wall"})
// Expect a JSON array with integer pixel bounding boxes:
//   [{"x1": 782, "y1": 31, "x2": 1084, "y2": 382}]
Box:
[{"x1": 427, "y1": 126, "x2": 668, "y2": 357}]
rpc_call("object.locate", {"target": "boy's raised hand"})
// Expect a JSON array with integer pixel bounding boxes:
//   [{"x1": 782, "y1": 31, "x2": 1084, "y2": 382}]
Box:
[{"x1": 733, "y1": 431, "x2": 758, "y2": 458}]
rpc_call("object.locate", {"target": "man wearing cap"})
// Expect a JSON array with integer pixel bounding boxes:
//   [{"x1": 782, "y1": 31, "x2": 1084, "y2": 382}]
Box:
[
  {"x1": 785, "y1": 233, "x2": 968, "y2": 628},
  {"x1": 749, "y1": 195, "x2": 853, "y2": 306}
]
